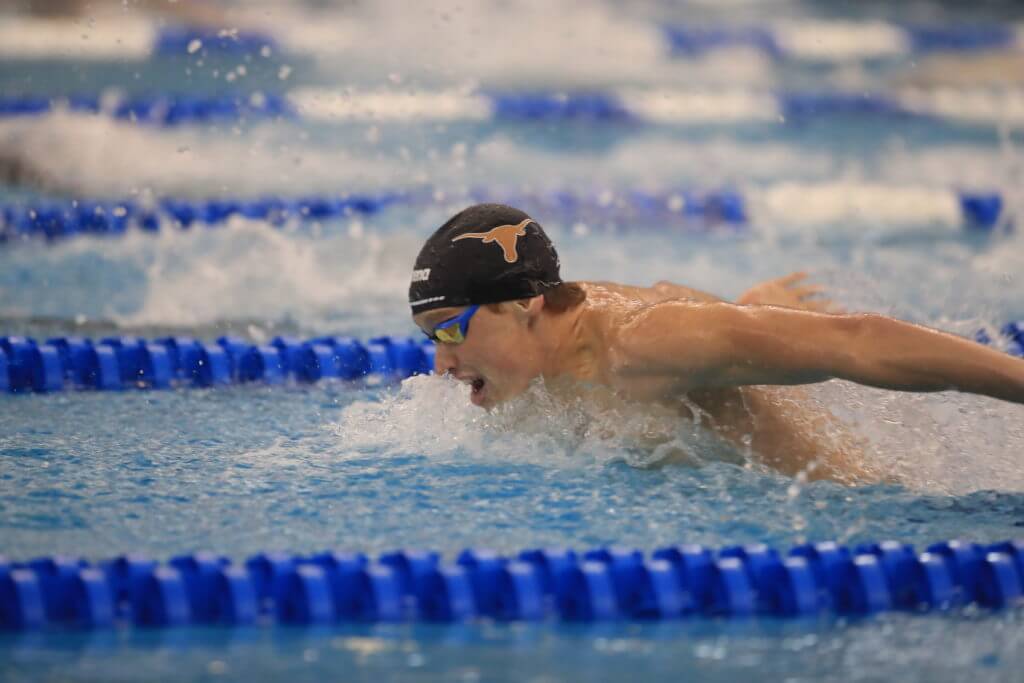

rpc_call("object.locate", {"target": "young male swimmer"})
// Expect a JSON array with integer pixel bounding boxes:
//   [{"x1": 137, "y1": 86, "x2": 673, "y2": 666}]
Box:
[{"x1": 409, "y1": 204, "x2": 1024, "y2": 482}]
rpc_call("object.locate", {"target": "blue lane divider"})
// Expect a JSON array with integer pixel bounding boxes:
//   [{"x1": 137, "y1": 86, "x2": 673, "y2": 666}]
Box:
[
  {"x1": 0, "y1": 334, "x2": 437, "y2": 394},
  {"x1": 663, "y1": 26, "x2": 782, "y2": 59},
  {"x1": 0, "y1": 185, "x2": 1009, "y2": 246},
  {"x1": 153, "y1": 27, "x2": 279, "y2": 56},
  {"x1": 0, "y1": 193, "x2": 409, "y2": 243},
  {"x1": 3, "y1": 87, "x2": 1023, "y2": 127},
  {"x1": 2, "y1": 324, "x2": 1020, "y2": 397},
  {"x1": 663, "y1": 23, "x2": 1019, "y2": 61},
  {"x1": 2, "y1": 540, "x2": 1022, "y2": 630},
  {"x1": 1, "y1": 18, "x2": 1017, "y2": 62},
  {"x1": 0, "y1": 93, "x2": 294, "y2": 125}
]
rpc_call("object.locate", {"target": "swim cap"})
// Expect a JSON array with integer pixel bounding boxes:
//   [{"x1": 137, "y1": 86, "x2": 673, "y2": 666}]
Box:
[{"x1": 408, "y1": 203, "x2": 562, "y2": 314}]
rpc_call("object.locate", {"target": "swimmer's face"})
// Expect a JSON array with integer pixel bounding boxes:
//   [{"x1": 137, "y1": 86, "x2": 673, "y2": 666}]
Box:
[{"x1": 414, "y1": 299, "x2": 544, "y2": 409}]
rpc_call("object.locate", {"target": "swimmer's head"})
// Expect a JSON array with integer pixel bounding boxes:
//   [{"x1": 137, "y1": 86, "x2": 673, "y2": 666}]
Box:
[
  {"x1": 408, "y1": 203, "x2": 562, "y2": 315},
  {"x1": 409, "y1": 204, "x2": 578, "y2": 408}
]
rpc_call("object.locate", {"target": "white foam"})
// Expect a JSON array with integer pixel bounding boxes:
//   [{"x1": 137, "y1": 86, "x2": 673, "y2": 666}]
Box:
[
  {"x1": 806, "y1": 368, "x2": 1024, "y2": 495},
  {"x1": 0, "y1": 15, "x2": 154, "y2": 60},
  {"x1": 291, "y1": 87, "x2": 786, "y2": 125},
  {"x1": 0, "y1": 111, "x2": 411, "y2": 197},
  {"x1": 96, "y1": 219, "x2": 418, "y2": 331},
  {"x1": 772, "y1": 20, "x2": 909, "y2": 61},
  {"x1": 751, "y1": 182, "x2": 963, "y2": 229},
  {"x1": 290, "y1": 88, "x2": 491, "y2": 122},
  {"x1": 334, "y1": 374, "x2": 737, "y2": 470},
  {"x1": 617, "y1": 88, "x2": 780, "y2": 124},
  {"x1": 896, "y1": 88, "x2": 1024, "y2": 126},
  {"x1": 258, "y1": 9, "x2": 363, "y2": 56},
  {"x1": 260, "y1": 0, "x2": 772, "y2": 88},
  {"x1": 0, "y1": 110, "x2": 1016, "y2": 229},
  {"x1": 333, "y1": 354, "x2": 1024, "y2": 494}
]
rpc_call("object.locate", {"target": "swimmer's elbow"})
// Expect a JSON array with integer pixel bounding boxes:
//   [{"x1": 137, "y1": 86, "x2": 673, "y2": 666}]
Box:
[
  {"x1": 724, "y1": 307, "x2": 871, "y2": 385},
  {"x1": 826, "y1": 313, "x2": 970, "y2": 392}
]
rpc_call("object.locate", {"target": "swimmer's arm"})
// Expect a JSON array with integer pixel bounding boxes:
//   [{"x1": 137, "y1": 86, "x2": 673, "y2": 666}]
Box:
[{"x1": 613, "y1": 302, "x2": 1024, "y2": 404}]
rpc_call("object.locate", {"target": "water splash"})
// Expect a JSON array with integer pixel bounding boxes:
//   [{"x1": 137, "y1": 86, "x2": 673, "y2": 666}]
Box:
[
  {"x1": 107, "y1": 218, "x2": 418, "y2": 333},
  {"x1": 1, "y1": 111, "x2": 1019, "y2": 200},
  {"x1": 337, "y1": 374, "x2": 782, "y2": 473},
  {"x1": 256, "y1": 0, "x2": 775, "y2": 88},
  {"x1": 335, "y1": 341, "x2": 1024, "y2": 496}
]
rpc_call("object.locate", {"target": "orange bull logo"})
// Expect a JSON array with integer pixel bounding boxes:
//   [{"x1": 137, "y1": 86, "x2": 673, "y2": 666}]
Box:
[{"x1": 452, "y1": 219, "x2": 532, "y2": 263}]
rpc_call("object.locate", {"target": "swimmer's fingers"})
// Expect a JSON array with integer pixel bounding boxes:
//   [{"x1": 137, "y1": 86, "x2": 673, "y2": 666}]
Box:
[
  {"x1": 791, "y1": 284, "x2": 825, "y2": 299},
  {"x1": 790, "y1": 285, "x2": 846, "y2": 313},
  {"x1": 826, "y1": 300, "x2": 847, "y2": 313},
  {"x1": 776, "y1": 272, "x2": 809, "y2": 287},
  {"x1": 799, "y1": 298, "x2": 833, "y2": 312},
  {"x1": 806, "y1": 297, "x2": 846, "y2": 313}
]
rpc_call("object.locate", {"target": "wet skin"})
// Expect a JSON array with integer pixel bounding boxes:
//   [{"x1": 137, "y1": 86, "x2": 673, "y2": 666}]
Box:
[{"x1": 414, "y1": 274, "x2": 1024, "y2": 483}]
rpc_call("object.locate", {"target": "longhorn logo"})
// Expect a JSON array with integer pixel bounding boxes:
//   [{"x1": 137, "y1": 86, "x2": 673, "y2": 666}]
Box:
[{"x1": 452, "y1": 218, "x2": 532, "y2": 263}]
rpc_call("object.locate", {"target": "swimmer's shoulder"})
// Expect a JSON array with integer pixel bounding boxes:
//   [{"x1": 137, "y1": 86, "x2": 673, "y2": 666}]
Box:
[
  {"x1": 575, "y1": 281, "x2": 724, "y2": 349},
  {"x1": 577, "y1": 280, "x2": 723, "y2": 305}
]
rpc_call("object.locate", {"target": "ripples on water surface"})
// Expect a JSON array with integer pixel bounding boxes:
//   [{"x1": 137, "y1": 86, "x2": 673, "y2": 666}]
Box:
[{"x1": 2, "y1": 0, "x2": 1024, "y2": 681}]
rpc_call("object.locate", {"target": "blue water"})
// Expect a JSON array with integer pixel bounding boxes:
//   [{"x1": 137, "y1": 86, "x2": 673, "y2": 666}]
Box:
[
  {"x1": 2, "y1": 380, "x2": 1024, "y2": 682},
  {"x1": 3, "y1": 0, "x2": 1024, "y2": 681}
]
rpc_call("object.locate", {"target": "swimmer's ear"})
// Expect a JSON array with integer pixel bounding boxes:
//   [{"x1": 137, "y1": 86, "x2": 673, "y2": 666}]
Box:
[
  {"x1": 518, "y1": 295, "x2": 545, "y2": 326},
  {"x1": 501, "y1": 296, "x2": 543, "y2": 324}
]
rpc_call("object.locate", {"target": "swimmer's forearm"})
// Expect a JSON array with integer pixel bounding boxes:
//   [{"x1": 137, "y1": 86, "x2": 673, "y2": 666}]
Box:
[{"x1": 837, "y1": 314, "x2": 1024, "y2": 404}]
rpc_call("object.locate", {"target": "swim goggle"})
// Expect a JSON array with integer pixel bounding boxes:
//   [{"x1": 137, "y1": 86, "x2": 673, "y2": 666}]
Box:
[{"x1": 423, "y1": 305, "x2": 479, "y2": 344}]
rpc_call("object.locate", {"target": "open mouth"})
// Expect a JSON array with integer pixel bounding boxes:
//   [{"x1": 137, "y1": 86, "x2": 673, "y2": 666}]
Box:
[{"x1": 459, "y1": 375, "x2": 487, "y2": 405}]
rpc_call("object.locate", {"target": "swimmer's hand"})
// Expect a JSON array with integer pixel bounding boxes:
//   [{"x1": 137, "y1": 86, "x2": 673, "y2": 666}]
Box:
[
  {"x1": 611, "y1": 302, "x2": 1024, "y2": 406},
  {"x1": 737, "y1": 272, "x2": 840, "y2": 312}
]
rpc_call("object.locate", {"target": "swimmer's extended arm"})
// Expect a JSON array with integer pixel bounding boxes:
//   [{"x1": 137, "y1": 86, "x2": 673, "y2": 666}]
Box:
[{"x1": 613, "y1": 302, "x2": 1024, "y2": 404}]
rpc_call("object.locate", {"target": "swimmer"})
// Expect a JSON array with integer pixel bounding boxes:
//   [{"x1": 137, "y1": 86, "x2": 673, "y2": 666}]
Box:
[{"x1": 409, "y1": 204, "x2": 1024, "y2": 483}]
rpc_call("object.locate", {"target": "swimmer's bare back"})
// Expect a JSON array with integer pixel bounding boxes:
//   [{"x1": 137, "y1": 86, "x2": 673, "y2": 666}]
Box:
[
  {"x1": 577, "y1": 276, "x2": 873, "y2": 482},
  {"x1": 575, "y1": 274, "x2": 1024, "y2": 483}
]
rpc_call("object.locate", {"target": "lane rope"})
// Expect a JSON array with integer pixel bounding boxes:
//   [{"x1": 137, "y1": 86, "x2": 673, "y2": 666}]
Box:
[
  {"x1": 0, "y1": 16, "x2": 1020, "y2": 63},
  {"x1": 1, "y1": 540, "x2": 1022, "y2": 629},
  {"x1": 0, "y1": 334, "x2": 435, "y2": 394},
  {"x1": 2, "y1": 87, "x2": 1024, "y2": 126},
  {"x1": 664, "y1": 22, "x2": 1024, "y2": 61},
  {"x1": 0, "y1": 19, "x2": 276, "y2": 61},
  {"x1": 1, "y1": 325, "x2": 1021, "y2": 395},
  {"x1": 0, "y1": 185, "x2": 1007, "y2": 245}
]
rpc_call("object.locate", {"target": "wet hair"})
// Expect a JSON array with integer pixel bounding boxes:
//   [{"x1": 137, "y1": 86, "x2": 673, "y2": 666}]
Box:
[{"x1": 543, "y1": 282, "x2": 587, "y2": 313}]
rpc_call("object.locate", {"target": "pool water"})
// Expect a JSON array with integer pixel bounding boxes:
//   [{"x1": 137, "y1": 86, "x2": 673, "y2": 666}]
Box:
[{"x1": 2, "y1": 0, "x2": 1024, "y2": 681}]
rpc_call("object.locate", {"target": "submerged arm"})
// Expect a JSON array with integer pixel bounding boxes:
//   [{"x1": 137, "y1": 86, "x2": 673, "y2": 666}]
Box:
[{"x1": 613, "y1": 302, "x2": 1024, "y2": 404}]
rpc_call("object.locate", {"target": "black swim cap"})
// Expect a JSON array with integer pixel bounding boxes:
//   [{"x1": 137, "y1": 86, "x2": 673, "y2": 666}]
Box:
[{"x1": 408, "y1": 203, "x2": 562, "y2": 314}]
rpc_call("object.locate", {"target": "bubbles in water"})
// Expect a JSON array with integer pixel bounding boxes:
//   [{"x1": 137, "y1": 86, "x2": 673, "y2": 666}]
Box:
[
  {"x1": 332, "y1": 329, "x2": 1024, "y2": 495},
  {"x1": 797, "y1": 374, "x2": 1024, "y2": 495},
  {"x1": 334, "y1": 374, "x2": 746, "y2": 470}
]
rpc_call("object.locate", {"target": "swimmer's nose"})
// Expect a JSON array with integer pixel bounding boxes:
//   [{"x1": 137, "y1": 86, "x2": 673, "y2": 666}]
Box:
[{"x1": 433, "y1": 342, "x2": 457, "y2": 375}]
